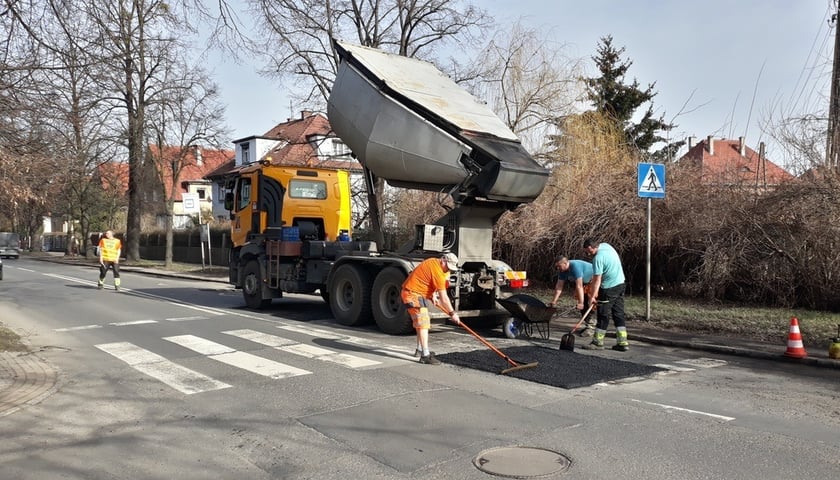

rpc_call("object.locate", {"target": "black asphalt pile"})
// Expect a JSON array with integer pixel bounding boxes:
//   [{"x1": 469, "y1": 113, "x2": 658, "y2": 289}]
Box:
[{"x1": 437, "y1": 346, "x2": 665, "y2": 389}]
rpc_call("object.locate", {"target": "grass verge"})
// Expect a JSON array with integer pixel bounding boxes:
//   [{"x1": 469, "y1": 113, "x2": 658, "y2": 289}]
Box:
[
  {"x1": 530, "y1": 289, "x2": 840, "y2": 348},
  {"x1": 0, "y1": 323, "x2": 27, "y2": 352}
]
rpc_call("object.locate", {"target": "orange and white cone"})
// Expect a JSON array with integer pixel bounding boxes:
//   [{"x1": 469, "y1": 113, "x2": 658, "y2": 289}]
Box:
[{"x1": 784, "y1": 317, "x2": 807, "y2": 359}]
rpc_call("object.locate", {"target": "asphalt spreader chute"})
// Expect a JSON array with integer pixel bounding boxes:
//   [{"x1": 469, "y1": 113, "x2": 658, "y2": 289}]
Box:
[{"x1": 458, "y1": 321, "x2": 539, "y2": 375}]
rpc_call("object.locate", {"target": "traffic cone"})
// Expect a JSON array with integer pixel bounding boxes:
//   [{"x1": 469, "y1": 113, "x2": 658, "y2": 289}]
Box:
[{"x1": 784, "y1": 317, "x2": 807, "y2": 359}]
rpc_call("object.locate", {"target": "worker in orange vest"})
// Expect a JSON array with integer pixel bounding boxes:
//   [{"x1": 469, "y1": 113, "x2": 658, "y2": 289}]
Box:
[{"x1": 97, "y1": 230, "x2": 123, "y2": 291}]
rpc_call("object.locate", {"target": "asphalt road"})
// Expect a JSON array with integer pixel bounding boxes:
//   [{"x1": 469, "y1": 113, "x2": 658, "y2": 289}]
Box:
[{"x1": 1, "y1": 258, "x2": 839, "y2": 480}]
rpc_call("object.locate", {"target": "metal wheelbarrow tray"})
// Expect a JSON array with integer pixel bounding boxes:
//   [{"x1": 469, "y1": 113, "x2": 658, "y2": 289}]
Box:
[{"x1": 497, "y1": 294, "x2": 557, "y2": 340}]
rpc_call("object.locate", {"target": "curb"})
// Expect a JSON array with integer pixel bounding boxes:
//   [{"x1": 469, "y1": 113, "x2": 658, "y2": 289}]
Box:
[{"x1": 630, "y1": 333, "x2": 840, "y2": 370}]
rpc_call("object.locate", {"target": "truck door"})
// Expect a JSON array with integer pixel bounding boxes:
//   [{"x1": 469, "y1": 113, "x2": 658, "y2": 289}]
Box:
[{"x1": 231, "y1": 175, "x2": 254, "y2": 247}]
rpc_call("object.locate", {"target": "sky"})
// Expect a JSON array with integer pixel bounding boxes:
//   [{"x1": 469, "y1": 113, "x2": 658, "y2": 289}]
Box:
[{"x1": 208, "y1": 1, "x2": 834, "y2": 169}]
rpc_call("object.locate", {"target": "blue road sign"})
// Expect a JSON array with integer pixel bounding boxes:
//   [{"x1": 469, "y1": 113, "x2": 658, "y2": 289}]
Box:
[{"x1": 638, "y1": 163, "x2": 666, "y2": 199}]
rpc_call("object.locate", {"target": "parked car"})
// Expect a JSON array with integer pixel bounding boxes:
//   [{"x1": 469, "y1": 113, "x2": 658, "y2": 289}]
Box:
[{"x1": 0, "y1": 232, "x2": 21, "y2": 259}]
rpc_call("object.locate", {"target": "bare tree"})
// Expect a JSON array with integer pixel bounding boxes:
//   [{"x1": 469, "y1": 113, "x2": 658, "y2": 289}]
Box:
[
  {"x1": 470, "y1": 21, "x2": 584, "y2": 162},
  {"x1": 147, "y1": 60, "x2": 227, "y2": 268},
  {"x1": 248, "y1": 0, "x2": 492, "y2": 245},
  {"x1": 253, "y1": 0, "x2": 491, "y2": 105}
]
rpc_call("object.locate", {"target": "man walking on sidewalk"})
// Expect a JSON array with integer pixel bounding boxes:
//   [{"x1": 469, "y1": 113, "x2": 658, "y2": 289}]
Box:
[
  {"x1": 582, "y1": 238, "x2": 628, "y2": 351},
  {"x1": 97, "y1": 230, "x2": 122, "y2": 291}
]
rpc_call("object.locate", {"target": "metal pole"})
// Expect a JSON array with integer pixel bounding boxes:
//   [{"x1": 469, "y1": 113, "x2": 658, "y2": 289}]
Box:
[
  {"x1": 646, "y1": 197, "x2": 651, "y2": 321},
  {"x1": 827, "y1": 5, "x2": 840, "y2": 170}
]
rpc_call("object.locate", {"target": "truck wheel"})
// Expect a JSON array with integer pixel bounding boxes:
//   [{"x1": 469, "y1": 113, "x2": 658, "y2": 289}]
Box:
[
  {"x1": 371, "y1": 267, "x2": 413, "y2": 335},
  {"x1": 329, "y1": 263, "x2": 372, "y2": 326},
  {"x1": 242, "y1": 260, "x2": 271, "y2": 309}
]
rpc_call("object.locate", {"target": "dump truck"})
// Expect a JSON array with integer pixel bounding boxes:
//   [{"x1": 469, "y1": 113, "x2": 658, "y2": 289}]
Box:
[{"x1": 225, "y1": 40, "x2": 549, "y2": 335}]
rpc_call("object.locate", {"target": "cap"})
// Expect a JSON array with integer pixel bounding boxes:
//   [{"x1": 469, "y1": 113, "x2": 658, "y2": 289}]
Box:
[{"x1": 442, "y1": 252, "x2": 459, "y2": 271}]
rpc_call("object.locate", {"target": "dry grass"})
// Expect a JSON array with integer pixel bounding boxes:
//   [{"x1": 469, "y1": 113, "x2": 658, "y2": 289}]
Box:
[
  {"x1": 0, "y1": 324, "x2": 27, "y2": 352},
  {"x1": 530, "y1": 287, "x2": 840, "y2": 348}
]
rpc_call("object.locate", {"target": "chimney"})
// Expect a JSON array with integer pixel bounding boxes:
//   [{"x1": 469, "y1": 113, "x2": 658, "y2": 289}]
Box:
[
  {"x1": 739, "y1": 136, "x2": 746, "y2": 156},
  {"x1": 687, "y1": 136, "x2": 695, "y2": 149},
  {"x1": 301, "y1": 110, "x2": 313, "y2": 119},
  {"x1": 193, "y1": 146, "x2": 203, "y2": 166},
  {"x1": 707, "y1": 135, "x2": 714, "y2": 155}
]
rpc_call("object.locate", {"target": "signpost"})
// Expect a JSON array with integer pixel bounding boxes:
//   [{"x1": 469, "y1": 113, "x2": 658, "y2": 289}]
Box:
[{"x1": 638, "y1": 163, "x2": 666, "y2": 320}]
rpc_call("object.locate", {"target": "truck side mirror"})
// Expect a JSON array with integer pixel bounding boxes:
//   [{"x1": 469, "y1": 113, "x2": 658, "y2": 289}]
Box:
[{"x1": 224, "y1": 192, "x2": 234, "y2": 211}]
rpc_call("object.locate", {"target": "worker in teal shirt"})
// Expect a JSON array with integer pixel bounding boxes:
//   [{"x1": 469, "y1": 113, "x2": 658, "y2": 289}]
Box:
[{"x1": 582, "y1": 238, "x2": 628, "y2": 351}]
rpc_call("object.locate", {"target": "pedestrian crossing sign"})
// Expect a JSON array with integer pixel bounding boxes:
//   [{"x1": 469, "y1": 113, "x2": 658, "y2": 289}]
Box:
[{"x1": 638, "y1": 163, "x2": 666, "y2": 199}]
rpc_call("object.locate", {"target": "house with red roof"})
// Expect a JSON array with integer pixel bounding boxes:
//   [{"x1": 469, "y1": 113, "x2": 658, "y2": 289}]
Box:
[
  {"x1": 206, "y1": 111, "x2": 362, "y2": 222},
  {"x1": 678, "y1": 136, "x2": 795, "y2": 189},
  {"x1": 93, "y1": 145, "x2": 233, "y2": 229}
]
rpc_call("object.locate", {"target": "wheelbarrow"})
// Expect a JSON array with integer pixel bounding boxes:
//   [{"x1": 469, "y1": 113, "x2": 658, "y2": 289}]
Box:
[{"x1": 497, "y1": 294, "x2": 558, "y2": 340}]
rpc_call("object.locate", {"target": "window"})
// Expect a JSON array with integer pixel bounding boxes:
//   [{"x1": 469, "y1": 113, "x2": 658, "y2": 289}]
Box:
[
  {"x1": 289, "y1": 179, "x2": 327, "y2": 199},
  {"x1": 237, "y1": 178, "x2": 252, "y2": 211},
  {"x1": 241, "y1": 143, "x2": 250, "y2": 164},
  {"x1": 197, "y1": 189, "x2": 206, "y2": 200}
]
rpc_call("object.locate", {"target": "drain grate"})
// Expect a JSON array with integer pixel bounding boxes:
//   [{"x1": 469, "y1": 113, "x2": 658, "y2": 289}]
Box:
[{"x1": 473, "y1": 446, "x2": 571, "y2": 478}]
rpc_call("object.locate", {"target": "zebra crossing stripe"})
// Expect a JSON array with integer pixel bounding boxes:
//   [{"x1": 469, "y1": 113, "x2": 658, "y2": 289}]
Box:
[
  {"x1": 163, "y1": 335, "x2": 311, "y2": 379},
  {"x1": 276, "y1": 324, "x2": 404, "y2": 351},
  {"x1": 223, "y1": 330, "x2": 381, "y2": 368},
  {"x1": 276, "y1": 325, "x2": 417, "y2": 360},
  {"x1": 95, "y1": 342, "x2": 231, "y2": 395}
]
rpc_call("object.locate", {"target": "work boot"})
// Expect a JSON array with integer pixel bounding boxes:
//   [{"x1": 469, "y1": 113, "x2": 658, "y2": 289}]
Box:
[
  {"x1": 578, "y1": 328, "x2": 594, "y2": 338},
  {"x1": 419, "y1": 354, "x2": 441, "y2": 365},
  {"x1": 613, "y1": 328, "x2": 629, "y2": 352},
  {"x1": 97, "y1": 283, "x2": 103, "y2": 290},
  {"x1": 114, "y1": 286, "x2": 121, "y2": 292},
  {"x1": 583, "y1": 331, "x2": 606, "y2": 350}
]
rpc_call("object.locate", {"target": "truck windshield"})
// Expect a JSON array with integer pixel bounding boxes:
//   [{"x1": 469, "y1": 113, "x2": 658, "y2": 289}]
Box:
[{"x1": 289, "y1": 179, "x2": 327, "y2": 199}]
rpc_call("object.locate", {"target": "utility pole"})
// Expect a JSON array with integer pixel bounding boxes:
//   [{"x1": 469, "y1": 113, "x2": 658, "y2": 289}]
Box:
[{"x1": 827, "y1": 2, "x2": 840, "y2": 171}]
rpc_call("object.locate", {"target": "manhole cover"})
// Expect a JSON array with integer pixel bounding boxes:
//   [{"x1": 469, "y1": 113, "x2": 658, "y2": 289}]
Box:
[{"x1": 473, "y1": 446, "x2": 571, "y2": 478}]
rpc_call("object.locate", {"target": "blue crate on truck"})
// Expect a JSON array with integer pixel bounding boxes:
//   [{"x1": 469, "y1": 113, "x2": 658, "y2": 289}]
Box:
[{"x1": 281, "y1": 227, "x2": 300, "y2": 241}]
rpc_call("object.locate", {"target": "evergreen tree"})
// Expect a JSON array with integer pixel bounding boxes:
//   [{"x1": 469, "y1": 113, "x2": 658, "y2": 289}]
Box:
[{"x1": 585, "y1": 35, "x2": 682, "y2": 160}]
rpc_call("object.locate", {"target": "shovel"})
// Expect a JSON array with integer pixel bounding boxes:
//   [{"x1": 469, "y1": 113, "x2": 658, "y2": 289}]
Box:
[
  {"x1": 559, "y1": 304, "x2": 595, "y2": 352},
  {"x1": 458, "y1": 321, "x2": 539, "y2": 375}
]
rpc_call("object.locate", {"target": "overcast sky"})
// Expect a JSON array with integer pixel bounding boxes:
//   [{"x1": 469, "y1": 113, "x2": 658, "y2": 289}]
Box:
[{"x1": 209, "y1": 1, "x2": 833, "y2": 167}]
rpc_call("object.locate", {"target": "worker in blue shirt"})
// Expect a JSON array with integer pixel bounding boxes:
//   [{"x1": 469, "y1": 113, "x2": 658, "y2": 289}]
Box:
[{"x1": 549, "y1": 256, "x2": 596, "y2": 337}]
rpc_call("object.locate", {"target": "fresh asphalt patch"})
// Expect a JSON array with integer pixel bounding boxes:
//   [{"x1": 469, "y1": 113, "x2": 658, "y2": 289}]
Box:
[{"x1": 436, "y1": 346, "x2": 666, "y2": 389}]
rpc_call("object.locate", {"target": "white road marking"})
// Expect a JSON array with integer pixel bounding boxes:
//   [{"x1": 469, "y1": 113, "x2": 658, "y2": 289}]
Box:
[
  {"x1": 95, "y1": 342, "x2": 231, "y2": 395},
  {"x1": 164, "y1": 335, "x2": 311, "y2": 379},
  {"x1": 276, "y1": 324, "x2": 417, "y2": 360},
  {"x1": 16, "y1": 267, "x2": 36, "y2": 272},
  {"x1": 109, "y1": 320, "x2": 158, "y2": 326},
  {"x1": 165, "y1": 316, "x2": 209, "y2": 322},
  {"x1": 54, "y1": 325, "x2": 102, "y2": 332},
  {"x1": 224, "y1": 329, "x2": 381, "y2": 368},
  {"x1": 676, "y1": 357, "x2": 728, "y2": 368},
  {"x1": 653, "y1": 364, "x2": 697, "y2": 372},
  {"x1": 631, "y1": 399, "x2": 735, "y2": 421}
]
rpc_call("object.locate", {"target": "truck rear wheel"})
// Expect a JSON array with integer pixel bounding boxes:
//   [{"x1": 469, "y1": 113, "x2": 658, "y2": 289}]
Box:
[
  {"x1": 329, "y1": 263, "x2": 372, "y2": 326},
  {"x1": 242, "y1": 260, "x2": 271, "y2": 309},
  {"x1": 371, "y1": 267, "x2": 413, "y2": 335}
]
